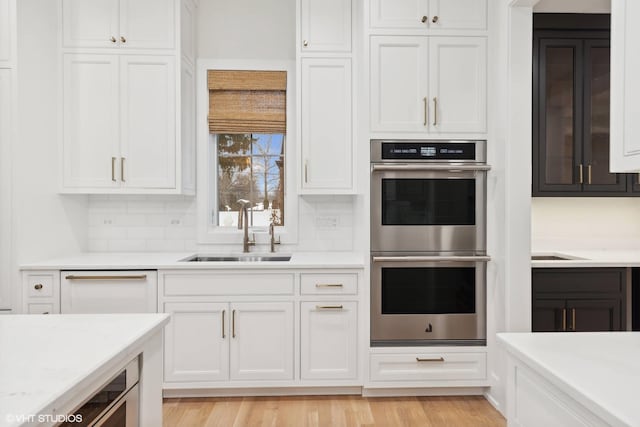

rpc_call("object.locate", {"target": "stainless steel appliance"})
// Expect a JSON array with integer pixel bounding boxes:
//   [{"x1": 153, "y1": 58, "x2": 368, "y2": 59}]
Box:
[
  {"x1": 371, "y1": 140, "x2": 489, "y2": 254},
  {"x1": 370, "y1": 140, "x2": 490, "y2": 346},
  {"x1": 60, "y1": 357, "x2": 139, "y2": 426}
]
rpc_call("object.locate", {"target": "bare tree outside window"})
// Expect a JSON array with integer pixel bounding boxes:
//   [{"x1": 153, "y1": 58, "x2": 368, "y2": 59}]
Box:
[{"x1": 217, "y1": 134, "x2": 285, "y2": 227}]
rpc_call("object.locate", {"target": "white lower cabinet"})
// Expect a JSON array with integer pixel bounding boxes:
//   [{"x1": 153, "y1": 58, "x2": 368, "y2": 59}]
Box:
[
  {"x1": 230, "y1": 302, "x2": 294, "y2": 381},
  {"x1": 160, "y1": 269, "x2": 362, "y2": 391},
  {"x1": 163, "y1": 301, "x2": 294, "y2": 383},
  {"x1": 300, "y1": 301, "x2": 357, "y2": 380},
  {"x1": 163, "y1": 302, "x2": 229, "y2": 382}
]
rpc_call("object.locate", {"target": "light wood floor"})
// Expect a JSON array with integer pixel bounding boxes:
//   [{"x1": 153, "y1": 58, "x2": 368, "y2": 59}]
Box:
[{"x1": 163, "y1": 396, "x2": 506, "y2": 427}]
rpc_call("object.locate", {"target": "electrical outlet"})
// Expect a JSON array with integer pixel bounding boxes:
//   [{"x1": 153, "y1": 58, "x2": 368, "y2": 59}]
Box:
[
  {"x1": 170, "y1": 219, "x2": 181, "y2": 225},
  {"x1": 315, "y1": 215, "x2": 338, "y2": 228}
]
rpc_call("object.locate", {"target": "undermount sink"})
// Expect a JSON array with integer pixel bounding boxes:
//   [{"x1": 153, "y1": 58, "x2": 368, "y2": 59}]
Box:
[
  {"x1": 181, "y1": 254, "x2": 292, "y2": 262},
  {"x1": 531, "y1": 254, "x2": 582, "y2": 261}
]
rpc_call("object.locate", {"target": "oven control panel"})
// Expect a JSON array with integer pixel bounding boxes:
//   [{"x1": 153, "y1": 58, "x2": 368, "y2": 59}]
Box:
[{"x1": 381, "y1": 142, "x2": 476, "y2": 160}]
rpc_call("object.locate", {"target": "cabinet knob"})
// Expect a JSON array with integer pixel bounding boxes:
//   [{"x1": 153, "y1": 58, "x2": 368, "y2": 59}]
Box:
[
  {"x1": 421, "y1": 16, "x2": 428, "y2": 23},
  {"x1": 432, "y1": 16, "x2": 439, "y2": 23},
  {"x1": 110, "y1": 36, "x2": 117, "y2": 43},
  {"x1": 303, "y1": 40, "x2": 308, "y2": 47},
  {"x1": 34, "y1": 284, "x2": 43, "y2": 290},
  {"x1": 120, "y1": 36, "x2": 127, "y2": 43}
]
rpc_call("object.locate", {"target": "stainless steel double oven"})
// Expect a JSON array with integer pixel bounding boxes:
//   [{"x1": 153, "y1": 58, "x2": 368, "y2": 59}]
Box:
[{"x1": 370, "y1": 140, "x2": 490, "y2": 346}]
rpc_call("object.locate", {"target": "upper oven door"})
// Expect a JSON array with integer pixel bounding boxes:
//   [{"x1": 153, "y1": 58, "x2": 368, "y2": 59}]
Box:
[{"x1": 371, "y1": 164, "x2": 486, "y2": 253}]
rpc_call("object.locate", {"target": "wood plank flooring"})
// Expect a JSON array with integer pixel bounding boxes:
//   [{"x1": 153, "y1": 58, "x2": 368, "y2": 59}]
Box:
[{"x1": 163, "y1": 396, "x2": 506, "y2": 427}]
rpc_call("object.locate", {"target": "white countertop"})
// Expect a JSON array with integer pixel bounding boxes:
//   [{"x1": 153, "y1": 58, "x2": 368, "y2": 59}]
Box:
[
  {"x1": 532, "y1": 250, "x2": 640, "y2": 267},
  {"x1": 0, "y1": 314, "x2": 170, "y2": 427},
  {"x1": 498, "y1": 332, "x2": 640, "y2": 427},
  {"x1": 19, "y1": 251, "x2": 366, "y2": 270}
]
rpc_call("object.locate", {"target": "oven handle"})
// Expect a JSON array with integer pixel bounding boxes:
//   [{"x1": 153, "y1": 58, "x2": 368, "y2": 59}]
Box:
[
  {"x1": 371, "y1": 164, "x2": 491, "y2": 172},
  {"x1": 372, "y1": 256, "x2": 491, "y2": 263}
]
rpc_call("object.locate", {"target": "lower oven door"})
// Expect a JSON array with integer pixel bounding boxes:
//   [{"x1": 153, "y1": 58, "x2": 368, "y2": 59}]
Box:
[{"x1": 371, "y1": 255, "x2": 488, "y2": 346}]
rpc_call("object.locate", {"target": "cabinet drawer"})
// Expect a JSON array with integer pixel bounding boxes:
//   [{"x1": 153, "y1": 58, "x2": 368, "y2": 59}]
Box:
[
  {"x1": 27, "y1": 275, "x2": 54, "y2": 298},
  {"x1": 300, "y1": 274, "x2": 357, "y2": 295},
  {"x1": 163, "y1": 273, "x2": 295, "y2": 296},
  {"x1": 370, "y1": 352, "x2": 486, "y2": 382},
  {"x1": 28, "y1": 303, "x2": 54, "y2": 315}
]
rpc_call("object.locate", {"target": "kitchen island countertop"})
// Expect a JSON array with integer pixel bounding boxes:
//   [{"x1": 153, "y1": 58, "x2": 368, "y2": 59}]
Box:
[{"x1": 0, "y1": 314, "x2": 169, "y2": 427}]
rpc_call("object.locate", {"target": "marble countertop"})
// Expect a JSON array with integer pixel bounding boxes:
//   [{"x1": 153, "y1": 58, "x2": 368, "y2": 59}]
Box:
[
  {"x1": 498, "y1": 332, "x2": 640, "y2": 427},
  {"x1": 0, "y1": 314, "x2": 170, "y2": 427},
  {"x1": 19, "y1": 251, "x2": 366, "y2": 270},
  {"x1": 532, "y1": 250, "x2": 640, "y2": 267}
]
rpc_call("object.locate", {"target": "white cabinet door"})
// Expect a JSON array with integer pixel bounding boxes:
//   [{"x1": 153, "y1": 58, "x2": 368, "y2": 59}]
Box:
[
  {"x1": 428, "y1": 0, "x2": 487, "y2": 31},
  {"x1": 62, "y1": 0, "x2": 119, "y2": 48},
  {"x1": 370, "y1": 36, "x2": 429, "y2": 133},
  {"x1": 301, "y1": 58, "x2": 352, "y2": 191},
  {"x1": 370, "y1": 0, "x2": 429, "y2": 30},
  {"x1": 610, "y1": 0, "x2": 640, "y2": 172},
  {"x1": 0, "y1": 0, "x2": 12, "y2": 64},
  {"x1": 428, "y1": 37, "x2": 486, "y2": 134},
  {"x1": 63, "y1": 54, "x2": 120, "y2": 189},
  {"x1": 164, "y1": 302, "x2": 229, "y2": 383},
  {"x1": 120, "y1": 55, "x2": 176, "y2": 189},
  {"x1": 229, "y1": 302, "x2": 294, "y2": 381},
  {"x1": 0, "y1": 70, "x2": 10, "y2": 310},
  {"x1": 300, "y1": 0, "x2": 351, "y2": 52},
  {"x1": 300, "y1": 302, "x2": 357, "y2": 380},
  {"x1": 119, "y1": 0, "x2": 175, "y2": 49},
  {"x1": 180, "y1": 63, "x2": 196, "y2": 193}
]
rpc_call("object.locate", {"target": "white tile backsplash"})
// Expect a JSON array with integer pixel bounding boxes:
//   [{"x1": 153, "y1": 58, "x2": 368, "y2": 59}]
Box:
[{"x1": 88, "y1": 195, "x2": 355, "y2": 252}]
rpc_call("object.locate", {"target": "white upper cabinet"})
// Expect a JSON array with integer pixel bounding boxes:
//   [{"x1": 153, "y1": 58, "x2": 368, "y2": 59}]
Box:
[
  {"x1": 370, "y1": 35, "x2": 486, "y2": 135},
  {"x1": 370, "y1": 0, "x2": 486, "y2": 31},
  {"x1": 428, "y1": 37, "x2": 486, "y2": 134},
  {"x1": 64, "y1": 54, "x2": 177, "y2": 191},
  {"x1": 63, "y1": 54, "x2": 120, "y2": 189},
  {"x1": 0, "y1": 0, "x2": 13, "y2": 65},
  {"x1": 301, "y1": 58, "x2": 353, "y2": 191},
  {"x1": 300, "y1": 0, "x2": 352, "y2": 52},
  {"x1": 610, "y1": 0, "x2": 640, "y2": 172},
  {"x1": 370, "y1": 36, "x2": 429, "y2": 133},
  {"x1": 119, "y1": 56, "x2": 176, "y2": 189},
  {"x1": 62, "y1": 0, "x2": 175, "y2": 49}
]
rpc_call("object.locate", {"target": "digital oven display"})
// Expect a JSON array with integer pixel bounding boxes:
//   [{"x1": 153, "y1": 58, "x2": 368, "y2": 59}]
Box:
[{"x1": 381, "y1": 142, "x2": 475, "y2": 160}]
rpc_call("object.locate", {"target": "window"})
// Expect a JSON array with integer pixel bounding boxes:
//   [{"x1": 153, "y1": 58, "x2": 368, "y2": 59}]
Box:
[
  {"x1": 217, "y1": 133, "x2": 285, "y2": 227},
  {"x1": 205, "y1": 68, "x2": 289, "y2": 231}
]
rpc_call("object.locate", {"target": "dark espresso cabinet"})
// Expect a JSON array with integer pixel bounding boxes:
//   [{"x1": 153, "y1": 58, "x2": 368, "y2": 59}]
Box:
[
  {"x1": 532, "y1": 14, "x2": 639, "y2": 196},
  {"x1": 532, "y1": 268, "x2": 628, "y2": 332}
]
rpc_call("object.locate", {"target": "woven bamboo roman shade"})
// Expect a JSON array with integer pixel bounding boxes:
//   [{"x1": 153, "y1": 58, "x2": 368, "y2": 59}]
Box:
[{"x1": 208, "y1": 70, "x2": 287, "y2": 134}]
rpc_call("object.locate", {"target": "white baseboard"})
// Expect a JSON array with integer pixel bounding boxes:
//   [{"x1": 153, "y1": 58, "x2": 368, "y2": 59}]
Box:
[
  {"x1": 362, "y1": 387, "x2": 487, "y2": 397},
  {"x1": 163, "y1": 386, "x2": 363, "y2": 398}
]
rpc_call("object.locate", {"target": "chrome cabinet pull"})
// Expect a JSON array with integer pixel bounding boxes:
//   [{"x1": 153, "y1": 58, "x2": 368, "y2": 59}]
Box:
[
  {"x1": 316, "y1": 305, "x2": 343, "y2": 310},
  {"x1": 433, "y1": 97, "x2": 438, "y2": 126},
  {"x1": 423, "y1": 97, "x2": 428, "y2": 126},
  {"x1": 578, "y1": 164, "x2": 584, "y2": 184},
  {"x1": 111, "y1": 157, "x2": 116, "y2": 182},
  {"x1": 421, "y1": 16, "x2": 428, "y2": 23},
  {"x1": 65, "y1": 275, "x2": 147, "y2": 280},
  {"x1": 416, "y1": 357, "x2": 444, "y2": 362},
  {"x1": 121, "y1": 157, "x2": 125, "y2": 182},
  {"x1": 232, "y1": 309, "x2": 236, "y2": 338},
  {"x1": 34, "y1": 284, "x2": 43, "y2": 290},
  {"x1": 222, "y1": 310, "x2": 226, "y2": 339},
  {"x1": 562, "y1": 308, "x2": 567, "y2": 331},
  {"x1": 315, "y1": 283, "x2": 343, "y2": 288},
  {"x1": 303, "y1": 40, "x2": 308, "y2": 47},
  {"x1": 587, "y1": 164, "x2": 592, "y2": 185}
]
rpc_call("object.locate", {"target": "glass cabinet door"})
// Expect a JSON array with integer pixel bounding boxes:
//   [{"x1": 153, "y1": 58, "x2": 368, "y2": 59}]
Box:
[
  {"x1": 535, "y1": 39, "x2": 582, "y2": 193},
  {"x1": 583, "y1": 40, "x2": 626, "y2": 192}
]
